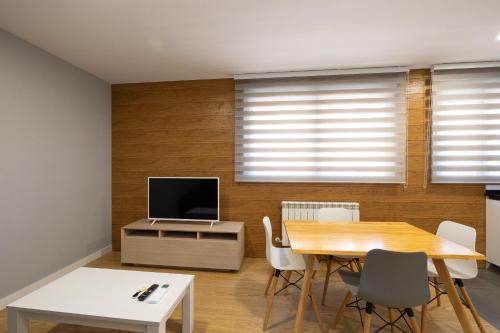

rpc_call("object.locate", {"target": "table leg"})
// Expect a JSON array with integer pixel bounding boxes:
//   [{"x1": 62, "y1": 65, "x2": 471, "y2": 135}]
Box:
[
  {"x1": 432, "y1": 259, "x2": 473, "y2": 333},
  {"x1": 294, "y1": 255, "x2": 315, "y2": 333},
  {"x1": 182, "y1": 280, "x2": 194, "y2": 333},
  {"x1": 8, "y1": 310, "x2": 29, "y2": 333}
]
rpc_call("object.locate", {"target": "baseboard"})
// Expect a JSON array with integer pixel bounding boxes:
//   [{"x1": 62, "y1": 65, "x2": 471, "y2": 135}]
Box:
[{"x1": 0, "y1": 244, "x2": 112, "y2": 310}]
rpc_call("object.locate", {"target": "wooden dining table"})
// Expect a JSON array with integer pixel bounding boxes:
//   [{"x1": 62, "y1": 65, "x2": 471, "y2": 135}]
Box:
[{"x1": 284, "y1": 221, "x2": 486, "y2": 333}]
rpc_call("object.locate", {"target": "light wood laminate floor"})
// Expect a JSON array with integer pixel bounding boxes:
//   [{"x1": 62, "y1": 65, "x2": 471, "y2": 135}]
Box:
[{"x1": 1, "y1": 252, "x2": 498, "y2": 333}]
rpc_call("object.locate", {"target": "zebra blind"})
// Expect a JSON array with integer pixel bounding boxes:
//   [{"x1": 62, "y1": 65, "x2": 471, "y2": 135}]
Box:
[
  {"x1": 432, "y1": 63, "x2": 500, "y2": 183},
  {"x1": 234, "y1": 69, "x2": 408, "y2": 183}
]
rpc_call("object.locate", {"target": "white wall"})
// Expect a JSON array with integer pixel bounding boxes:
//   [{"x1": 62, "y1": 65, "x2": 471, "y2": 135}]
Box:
[{"x1": 0, "y1": 29, "x2": 111, "y2": 300}]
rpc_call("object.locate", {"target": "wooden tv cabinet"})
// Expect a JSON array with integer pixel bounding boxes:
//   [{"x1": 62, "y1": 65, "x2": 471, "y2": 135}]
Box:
[{"x1": 121, "y1": 219, "x2": 245, "y2": 270}]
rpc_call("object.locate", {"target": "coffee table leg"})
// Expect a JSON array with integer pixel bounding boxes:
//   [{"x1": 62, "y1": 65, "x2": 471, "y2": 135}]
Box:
[
  {"x1": 433, "y1": 259, "x2": 474, "y2": 333},
  {"x1": 146, "y1": 322, "x2": 165, "y2": 333},
  {"x1": 182, "y1": 280, "x2": 194, "y2": 333},
  {"x1": 8, "y1": 309, "x2": 29, "y2": 333}
]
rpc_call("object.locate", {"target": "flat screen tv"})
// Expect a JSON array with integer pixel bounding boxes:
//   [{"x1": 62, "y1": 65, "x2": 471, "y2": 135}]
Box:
[{"x1": 148, "y1": 177, "x2": 219, "y2": 222}]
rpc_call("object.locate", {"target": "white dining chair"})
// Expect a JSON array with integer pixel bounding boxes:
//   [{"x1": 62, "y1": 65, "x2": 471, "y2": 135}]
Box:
[
  {"x1": 427, "y1": 220, "x2": 485, "y2": 333},
  {"x1": 262, "y1": 216, "x2": 323, "y2": 332},
  {"x1": 318, "y1": 207, "x2": 359, "y2": 305}
]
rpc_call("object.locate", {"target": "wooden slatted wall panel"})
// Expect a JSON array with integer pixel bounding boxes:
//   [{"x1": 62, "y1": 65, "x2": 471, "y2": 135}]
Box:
[{"x1": 112, "y1": 69, "x2": 485, "y2": 258}]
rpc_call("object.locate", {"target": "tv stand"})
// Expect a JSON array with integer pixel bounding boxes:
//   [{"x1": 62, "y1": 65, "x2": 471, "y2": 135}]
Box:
[{"x1": 121, "y1": 219, "x2": 244, "y2": 270}]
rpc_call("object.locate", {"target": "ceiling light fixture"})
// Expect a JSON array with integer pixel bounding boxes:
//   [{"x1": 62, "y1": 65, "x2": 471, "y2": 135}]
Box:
[{"x1": 497, "y1": 34, "x2": 500, "y2": 41}]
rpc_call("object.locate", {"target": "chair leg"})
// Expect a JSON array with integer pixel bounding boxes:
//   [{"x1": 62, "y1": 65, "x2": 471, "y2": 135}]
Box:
[
  {"x1": 387, "y1": 308, "x2": 395, "y2": 333},
  {"x1": 281, "y1": 271, "x2": 292, "y2": 289},
  {"x1": 264, "y1": 269, "x2": 274, "y2": 295},
  {"x1": 433, "y1": 277, "x2": 441, "y2": 306},
  {"x1": 309, "y1": 289, "x2": 325, "y2": 333},
  {"x1": 406, "y1": 308, "x2": 421, "y2": 333},
  {"x1": 349, "y1": 261, "x2": 355, "y2": 271},
  {"x1": 354, "y1": 259, "x2": 362, "y2": 272},
  {"x1": 322, "y1": 259, "x2": 332, "y2": 305},
  {"x1": 363, "y1": 302, "x2": 373, "y2": 333},
  {"x1": 263, "y1": 269, "x2": 280, "y2": 331},
  {"x1": 332, "y1": 291, "x2": 351, "y2": 329},
  {"x1": 456, "y1": 279, "x2": 486, "y2": 333},
  {"x1": 421, "y1": 304, "x2": 428, "y2": 333}
]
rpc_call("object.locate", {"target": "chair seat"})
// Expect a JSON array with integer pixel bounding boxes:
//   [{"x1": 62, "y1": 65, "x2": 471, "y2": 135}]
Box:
[
  {"x1": 338, "y1": 270, "x2": 361, "y2": 296},
  {"x1": 272, "y1": 253, "x2": 320, "y2": 271},
  {"x1": 274, "y1": 261, "x2": 320, "y2": 271},
  {"x1": 333, "y1": 255, "x2": 356, "y2": 260},
  {"x1": 427, "y1": 260, "x2": 477, "y2": 280}
]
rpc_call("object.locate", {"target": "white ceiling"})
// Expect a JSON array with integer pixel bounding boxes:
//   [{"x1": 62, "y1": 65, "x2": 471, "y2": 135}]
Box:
[{"x1": 1, "y1": 0, "x2": 500, "y2": 84}]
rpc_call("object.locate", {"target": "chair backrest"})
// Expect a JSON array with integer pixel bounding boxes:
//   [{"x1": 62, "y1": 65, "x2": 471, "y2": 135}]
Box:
[
  {"x1": 437, "y1": 220, "x2": 476, "y2": 250},
  {"x1": 262, "y1": 216, "x2": 274, "y2": 264},
  {"x1": 358, "y1": 249, "x2": 430, "y2": 308},
  {"x1": 437, "y1": 220, "x2": 478, "y2": 277},
  {"x1": 318, "y1": 207, "x2": 357, "y2": 222}
]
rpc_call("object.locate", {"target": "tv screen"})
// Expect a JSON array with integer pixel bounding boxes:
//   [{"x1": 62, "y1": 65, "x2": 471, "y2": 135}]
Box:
[{"x1": 148, "y1": 177, "x2": 219, "y2": 221}]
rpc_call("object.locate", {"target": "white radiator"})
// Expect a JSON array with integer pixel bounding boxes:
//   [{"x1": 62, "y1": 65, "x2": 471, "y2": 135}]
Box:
[{"x1": 281, "y1": 201, "x2": 360, "y2": 246}]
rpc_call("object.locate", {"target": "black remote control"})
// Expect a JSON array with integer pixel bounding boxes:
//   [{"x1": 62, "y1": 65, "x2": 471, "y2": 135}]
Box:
[{"x1": 138, "y1": 284, "x2": 159, "y2": 301}]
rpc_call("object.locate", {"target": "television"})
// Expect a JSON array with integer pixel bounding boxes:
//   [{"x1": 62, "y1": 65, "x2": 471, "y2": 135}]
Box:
[{"x1": 148, "y1": 177, "x2": 219, "y2": 222}]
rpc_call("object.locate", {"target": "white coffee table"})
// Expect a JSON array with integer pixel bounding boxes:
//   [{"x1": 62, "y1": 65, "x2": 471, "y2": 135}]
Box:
[{"x1": 7, "y1": 267, "x2": 194, "y2": 333}]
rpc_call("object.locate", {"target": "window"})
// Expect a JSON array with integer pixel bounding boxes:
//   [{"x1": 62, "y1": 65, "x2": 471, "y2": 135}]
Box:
[
  {"x1": 234, "y1": 68, "x2": 408, "y2": 183},
  {"x1": 431, "y1": 63, "x2": 500, "y2": 183}
]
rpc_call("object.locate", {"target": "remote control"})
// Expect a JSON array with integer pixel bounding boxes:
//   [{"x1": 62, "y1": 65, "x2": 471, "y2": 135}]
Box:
[
  {"x1": 146, "y1": 284, "x2": 170, "y2": 304},
  {"x1": 138, "y1": 284, "x2": 159, "y2": 301}
]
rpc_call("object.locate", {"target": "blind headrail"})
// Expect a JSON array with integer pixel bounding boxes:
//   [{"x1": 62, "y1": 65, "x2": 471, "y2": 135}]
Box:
[
  {"x1": 234, "y1": 66, "x2": 409, "y2": 80},
  {"x1": 433, "y1": 61, "x2": 500, "y2": 71}
]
